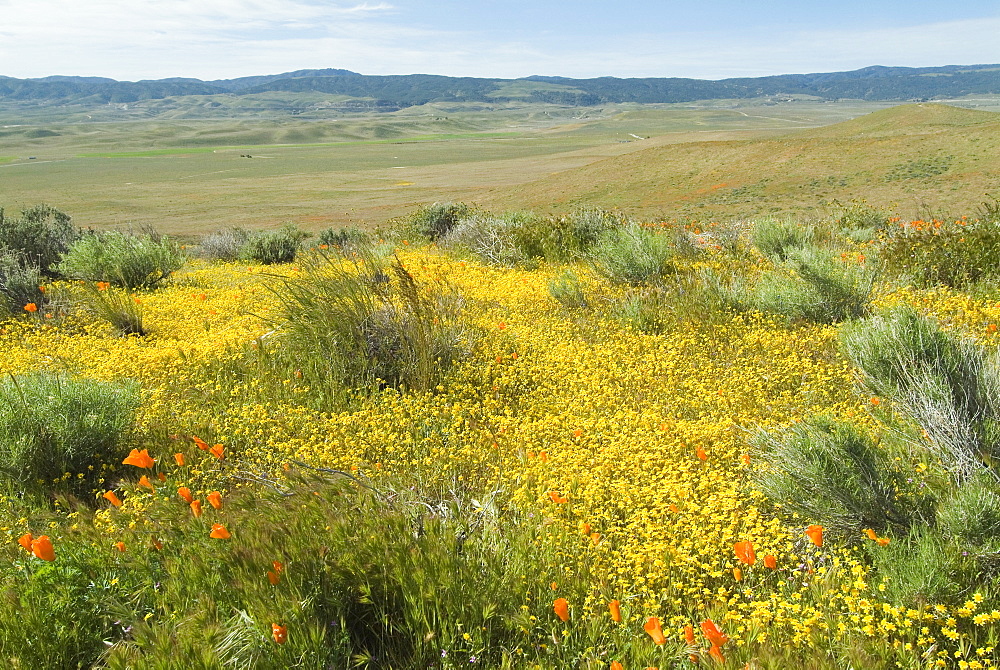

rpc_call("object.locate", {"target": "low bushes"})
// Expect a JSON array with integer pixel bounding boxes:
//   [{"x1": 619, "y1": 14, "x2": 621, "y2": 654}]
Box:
[
  {"x1": 588, "y1": 223, "x2": 692, "y2": 285},
  {"x1": 0, "y1": 204, "x2": 79, "y2": 276},
  {"x1": 200, "y1": 224, "x2": 310, "y2": 264},
  {"x1": 58, "y1": 231, "x2": 185, "y2": 289}
]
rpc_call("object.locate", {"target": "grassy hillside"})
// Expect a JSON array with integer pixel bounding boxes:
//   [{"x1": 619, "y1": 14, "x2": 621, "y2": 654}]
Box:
[{"x1": 489, "y1": 103, "x2": 1000, "y2": 220}]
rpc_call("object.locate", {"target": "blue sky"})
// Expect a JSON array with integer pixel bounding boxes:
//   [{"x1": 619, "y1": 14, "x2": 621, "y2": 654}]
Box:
[{"x1": 1, "y1": 0, "x2": 998, "y2": 81}]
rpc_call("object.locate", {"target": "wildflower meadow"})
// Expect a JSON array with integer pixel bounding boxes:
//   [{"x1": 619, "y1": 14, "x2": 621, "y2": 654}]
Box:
[{"x1": 2, "y1": 202, "x2": 1000, "y2": 668}]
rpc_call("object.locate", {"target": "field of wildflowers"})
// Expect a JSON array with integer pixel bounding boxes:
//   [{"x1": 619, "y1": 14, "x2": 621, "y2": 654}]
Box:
[{"x1": 2, "y1": 205, "x2": 1000, "y2": 668}]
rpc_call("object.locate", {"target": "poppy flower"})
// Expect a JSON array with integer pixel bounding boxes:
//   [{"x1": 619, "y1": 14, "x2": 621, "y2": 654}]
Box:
[
  {"x1": 138, "y1": 475, "x2": 155, "y2": 490},
  {"x1": 734, "y1": 540, "x2": 756, "y2": 566},
  {"x1": 700, "y1": 619, "x2": 728, "y2": 648},
  {"x1": 547, "y1": 491, "x2": 568, "y2": 504},
  {"x1": 122, "y1": 448, "x2": 155, "y2": 469},
  {"x1": 267, "y1": 570, "x2": 281, "y2": 585},
  {"x1": 152, "y1": 539, "x2": 163, "y2": 550},
  {"x1": 209, "y1": 444, "x2": 224, "y2": 460},
  {"x1": 806, "y1": 524, "x2": 824, "y2": 547},
  {"x1": 31, "y1": 535, "x2": 55, "y2": 561},
  {"x1": 273, "y1": 560, "x2": 284, "y2": 573},
  {"x1": 763, "y1": 554, "x2": 778, "y2": 569},
  {"x1": 192, "y1": 436, "x2": 209, "y2": 450},
  {"x1": 178, "y1": 487, "x2": 193, "y2": 503},
  {"x1": 209, "y1": 523, "x2": 231, "y2": 539},
  {"x1": 538, "y1": 451, "x2": 548, "y2": 463},
  {"x1": 611, "y1": 663, "x2": 623, "y2": 670},
  {"x1": 733, "y1": 567, "x2": 743, "y2": 581},
  {"x1": 644, "y1": 617, "x2": 666, "y2": 644},
  {"x1": 553, "y1": 597, "x2": 570, "y2": 622},
  {"x1": 96, "y1": 281, "x2": 110, "y2": 291},
  {"x1": 103, "y1": 490, "x2": 122, "y2": 507},
  {"x1": 608, "y1": 599, "x2": 621, "y2": 623},
  {"x1": 190, "y1": 500, "x2": 203, "y2": 517},
  {"x1": 174, "y1": 453, "x2": 186, "y2": 466},
  {"x1": 581, "y1": 522, "x2": 591, "y2": 536},
  {"x1": 741, "y1": 453, "x2": 751, "y2": 465},
  {"x1": 24, "y1": 303, "x2": 38, "y2": 313},
  {"x1": 115, "y1": 541, "x2": 126, "y2": 552},
  {"x1": 876, "y1": 537, "x2": 891, "y2": 546},
  {"x1": 669, "y1": 503, "x2": 679, "y2": 513},
  {"x1": 17, "y1": 533, "x2": 33, "y2": 552},
  {"x1": 709, "y1": 644, "x2": 725, "y2": 663},
  {"x1": 684, "y1": 624, "x2": 695, "y2": 645},
  {"x1": 590, "y1": 532, "x2": 601, "y2": 546},
  {"x1": 207, "y1": 491, "x2": 223, "y2": 509},
  {"x1": 864, "y1": 528, "x2": 878, "y2": 541},
  {"x1": 157, "y1": 472, "x2": 166, "y2": 482},
  {"x1": 271, "y1": 623, "x2": 287, "y2": 645},
  {"x1": 696, "y1": 447, "x2": 708, "y2": 461}
]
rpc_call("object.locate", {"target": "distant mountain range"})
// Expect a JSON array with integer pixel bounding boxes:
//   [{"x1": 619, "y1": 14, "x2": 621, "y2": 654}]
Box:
[{"x1": 3, "y1": 64, "x2": 1000, "y2": 110}]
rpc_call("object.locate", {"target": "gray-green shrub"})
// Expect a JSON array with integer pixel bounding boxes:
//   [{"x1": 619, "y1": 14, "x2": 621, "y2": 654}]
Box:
[
  {"x1": 200, "y1": 227, "x2": 251, "y2": 262},
  {"x1": 751, "y1": 218, "x2": 814, "y2": 262},
  {"x1": 0, "y1": 204, "x2": 79, "y2": 276},
  {"x1": 241, "y1": 225, "x2": 310, "y2": 265},
  {"x1": 407, "y1": 202, "x2": 472, "y2": 241},
  {"x1": 588, "y1": 224, "x2": 691, "y2": 285},
  {"x1": 0, "y1": 251, "x2": 45, "y2": 315},
  {"x1": 58, "y1": 231, "x2": 185, "y2": 289},
  {"x1": 0, "y1": 373, "x2": 139, "y2": 499}
]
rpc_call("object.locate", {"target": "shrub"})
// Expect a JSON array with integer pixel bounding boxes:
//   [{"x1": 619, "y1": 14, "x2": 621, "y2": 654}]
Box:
[
  {"x1": 200, "y1": 227, "x2": 251, "y2": 262},
  {"x1": 877, "y1": 217, "x2": 1000, "y2": 288},
  {"x1": 0, "y1": 204, "x2": 79, "y2": 276},
  {"x1": 548, "y1": 271, "x2": 588, "y2": 309},
  {"x1": 0, "y1": 373, "x2": 139, "y2": 499},
  {"x1": 241, "y1": 225, "x2": 310, "y2": 265},
  {"x1": 871, "y1": 527, "x2": 980, "y2": 606},
  {"x1": 58, "y1": 231, "x2": 185, "y2": 289},
  {"x1": 267, "y1": 251, "x2": 470, "y2": 406},
  {"x1": 0, "y1": 251, "x2": 45, "y2": 315},
  {"x1": 840, "y1": 305, "x2": 1000, "y2": 482},
  {"x1": 741, "y1": 246, "x2": 875, "y2": 324},
  {"x1": 441, "y1": 212, "x2": 533, "y2": 267},
  {"x1": 834, "y1": 200, "x2": 892, "y2": 244},
  {"x1": 588, "y1": 224, "x2": 691, "y2": 286},
  {"x1": 564, "y1": 208, "x2": 626, "y2": 250},
  {"x1": 406, "y1": 202, "x2": 471, "y2": 241},
  {"x1": 317, "y1": 226, "x2": 370, "y2": 251},
  {"x1": 752, "y1": 417, "x2": 923, "y2": 539},
  {"x1": 750, "y1": 218, "x2": 813, "y2": 262}
]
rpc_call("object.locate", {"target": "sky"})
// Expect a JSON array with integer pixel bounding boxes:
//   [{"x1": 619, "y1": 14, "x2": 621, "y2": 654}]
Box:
[{"x1": 1, "y1": 0, "x2": 999, "y2": 81}]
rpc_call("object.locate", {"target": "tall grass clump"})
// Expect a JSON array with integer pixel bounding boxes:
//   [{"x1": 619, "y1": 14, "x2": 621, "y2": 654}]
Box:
[
  {"x1": 0, "y1": 204, "x2": 79, "y2": 276},
  {"x1": 266, "y1": 249, "x2": 470, "y2": 406},
  {"x1": 588, "y1": 224, "x2": 692, "y2": 285},
  {"x1": 751, "y1": 218, "x2": 814, "y2": 262},
  {"x1": 548, "y1": 270, "x2": 588, "y2": 309},
  {"x1": 77, "y1": 281, "x2": 146, "y2": 336},
  {"x1": 240, "y1": 224, "x2": 310, "y2": 265},
  {"x1": 0, "y1": 373, "x2": 139, "y2": 499},
  {"x1": 58, "y1": 231, "x2": 185, "y2": 289},
  {"x1": 0, "y1": 251, "x2": 45, "y2": 315},
  {"x1": 840, "y1": 304, "x2": 1000, "y2": 482}
]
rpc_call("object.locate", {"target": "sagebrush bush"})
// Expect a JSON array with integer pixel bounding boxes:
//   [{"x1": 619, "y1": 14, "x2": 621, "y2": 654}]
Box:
[
  {"x1": 58, "y1": 231, "x2": 185, "y2": 289},
  {"x1": 406, "y1": 202, "x2": 472, "y2": 241},
  {"x1": 0, "y1": 251, "x2": 45, "y2": 315},
  {"x1": 441, "y1": 212, "x2": 533, "y2": 267},
  {"x1": 266, "y1": 251, "x2": 470, "y2": 406},
  {"x1": 317, "y1": 226, "x2": 370, "y2": 251},
  {"x1": 840, "y1": 305, "x2": 1000, "y2": 482},
  {"x1": 877, "y1": 218, "x2": 1000, "y2": 288},
  {"x1": 0, "y1": 204, "x2": 79, "y2": 276},
  {"x1": 588, "y1": 224, "x2": 690, "y2": 285},
  {"x1": 548, "y1": 270, "x2": 588, "y2": 309},
  {"x1": 200, "y1": 227, "x2": 251, "y2": 262},
  {"x1": 0, "y1": 373, "x2": 139, "y2": 499},
  {"x1": 751, "y1": 218, "x2": 814, "y2": 262},
  {"x1": 241, "y1": 225, "x2": 310, "y2": 265},
  {"x1": 752, "y1": 417, "x2": 923, "y2": 539}
]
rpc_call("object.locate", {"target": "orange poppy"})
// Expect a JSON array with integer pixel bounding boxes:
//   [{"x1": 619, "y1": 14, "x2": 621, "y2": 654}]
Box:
[
  {"x1": 644, "y1": 617, "x2": 666, "y2": 645},
  {"x1": 122, "y1": 448, "x2": 155, "y2": 469},
  {"x1": 553, "y1": 597, "x2": 570, "y2": 622},
  {"x1": 669, "y1": 503, "x2": 679, "y2": 513},
  {"x1": 115, "y1": 541, "x2": 126, "y2": 552},
  {"x1": 103, "y1": 490, "x2": 123, "y2": 507},
  {"x1": 209, "y1": 444, "x2": 224, "y2": 460},
  {"x1": 581, "y1": 522, "x2": 591, "y2": 536},
  {"x1": 31, "y1": 535, "x2": 55, "y2": 561},
  {"x1": 174, "y1": 453, "x2": 185, "y2": 466},
  {"x1": 17, "y1": 533, "x2": 33, "y2": 552},
  {"x1": 190, "y1": 500, "x2": 203, "y2": 517},
  {"x1": 684, "y1": 624, "x2": 695, "y2": 645},
  {"x1": 273, "y1": 560, "x2": 284, "y2": 573},
  {"x1": 741, "y1": 453, "x2": 751, "y2": 465},
  {"x1": 210, "y1": 523, "x2": 231, "y2": 539},
  {"x1": 611, "y1": 663, "x2": 623, "y2": 670},
  {"x1": 806, "y1": 524, "x2": 824, "y2": 547},
  {"x1": 192, "y1": 436, "x2": 209, "y2": 450},
  {"x1": 696, "y1": 447, "x2": 708, "y2": 461},
  {"x1": 733, "y1": 567, "x2": 743, "y2": 581},
  {"x1": 138, "y1": 475, "x2": 155, "y2": 490},
  {"x1": 709, "y1": 644, "x2": 725, "y2": 663},
  {"x1": 96, "y1": 281, "x2": 110, "y2": 291},
  {"x1": 152, "y1": 539, "x2": 163, "y2": 550},
  {"x1": 157, "y1": 472, "x2": 166, "y2": 482},
  {"x1": 538, "y1": 451, "x2": 548, "y2": 463},
  {"x1": 24, "y1": 303, "x2": 38, "y2": 313},
  {"x1": 763, "y1": 554, "x2": 777, "y2": 569},
  {"x1": 608, "y1": 599, "x2": 622, "y2": 623},
  {"x1": 876, "y1": 537, "x2": 891, "y2": 546},
  {"x1": 590, "y1": 532, "x2": 601, "y2": 546},
  {"x1": 548, "y1": 491, "x2": 568, "y2": 504},
  {"x1": 178, "y1": 487, "x2": 193, "y2": 503},
  {"x1": 267, "y1": 569, "x2": 281, "y2": 585},
  {"x1": 207, "y1": 491, "x2": 223, "y2": 509},
  {"x1": 734, "y1": 540, "x2": 756, "y2": 566},
  {"x1": 550, "y1": 581, "x2": 558, "y2": 591},
  {"x1": 700, "y1": 619, "x2": 728, "y2": 648},
  {"x1": 271, "y1": 623, "x2": 287, "y2": 645}
]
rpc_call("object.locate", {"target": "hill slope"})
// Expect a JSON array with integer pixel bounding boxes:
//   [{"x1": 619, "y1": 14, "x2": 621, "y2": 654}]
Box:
[{"x1": 483, "y1": 104, "x2": 1000, "y2": 220}]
